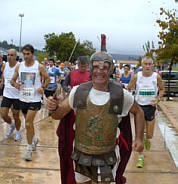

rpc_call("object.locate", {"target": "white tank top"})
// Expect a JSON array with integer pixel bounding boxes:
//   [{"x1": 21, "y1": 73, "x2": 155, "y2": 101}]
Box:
[
  {"x1": 135, "y1": 72, "x2": 158, "y2": 105},
  {"x1": 18, "y1": 60, "x2": 42, "y2": 102},
  {"x1": 3, "y1": 62, "x2": 19, "y2": 99}
]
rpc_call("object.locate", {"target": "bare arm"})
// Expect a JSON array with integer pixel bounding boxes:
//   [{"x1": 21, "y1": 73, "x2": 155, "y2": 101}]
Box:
[
  {"x1": 46, "y1": 96, "x2": 72, "y2": 120},
  {"x1": 127, "y1": 74, "x2": 137, "y2": 91},
  {"x1": 129, "y1": 101, "x2": 145, "y2": 152},
  {"x1": 37, "y1": 64, "x2": 50, "y2": 94},
  {"x1": 0, "y1": 63, "x2": 5, "y2": 88},
  {"x1": 157, "y1": 74, "x2": 165, "y2": 98},
  {"x1": 151, "y1": 74, "x2": 165, "y2": 106},
  {"x1": 39, "y1": 64, "x2": 50, "y2": 88},
  {"x1": 10, "y1": 64, "x2": 20, "y2": 89}
]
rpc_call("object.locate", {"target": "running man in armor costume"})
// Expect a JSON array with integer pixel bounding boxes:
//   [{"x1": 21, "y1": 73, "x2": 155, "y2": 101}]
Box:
[
  {"x1": 57, "y1": 56, "x2": 91, "y2": 184},
  {"x1": 46, "y1": 49, "x2": 145, "y2": 183},
  {"x1": 127, "y1": 56, "x2": 164, "y2": 168}
]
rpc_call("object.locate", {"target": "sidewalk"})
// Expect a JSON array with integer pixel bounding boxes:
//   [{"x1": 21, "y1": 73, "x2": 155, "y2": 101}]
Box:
[
  {"x1": 159, "y1": 97, "x2": 178, "y2": 133},
  {"x1": 0, "y1": 107, "x2": 61, "y2": 183},
  {"x1": 0, "y1": 105, "x2": 178, "y2": 184}
]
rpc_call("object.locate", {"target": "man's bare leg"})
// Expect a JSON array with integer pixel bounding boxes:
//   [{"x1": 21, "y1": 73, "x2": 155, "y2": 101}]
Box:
[
  {"x1": 1, "y1": 107, "x2": 16, "y2": 137},
  {"x1": 25, "y1": 110, "x2": 38, "y2": 145},
  {"x1": 24, "y1": 110, "x2": 38, "y2": 161},
  {"x1": 12, "y1": 109, "x2": 21, "y2": 131},
  {"x1": 1, "y1": 107, "x2": 12, "y2": 124}
]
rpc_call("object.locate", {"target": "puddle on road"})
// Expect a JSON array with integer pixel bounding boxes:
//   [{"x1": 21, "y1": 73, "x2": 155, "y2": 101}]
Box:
[{"x1": 158, "y1": 111, "x2": 178, "y2": 168}]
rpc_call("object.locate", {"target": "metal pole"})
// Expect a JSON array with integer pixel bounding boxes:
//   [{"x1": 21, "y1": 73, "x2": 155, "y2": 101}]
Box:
[
  {"x1": 18, "y1": 12, "x2": 24, "y2": 53},
  {"x1": 68, "y1": 41, "x2": 78, "y2": 63},
  {"x1": 19, "y1": 17, "x2": 23, "y2": 52},
  {"x1": 167, "y1": 61, "x2": 173, "y2": 101}
]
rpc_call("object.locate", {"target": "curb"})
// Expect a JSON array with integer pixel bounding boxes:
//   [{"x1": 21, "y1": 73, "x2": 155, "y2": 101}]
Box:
[{"x1": 158, "y1": 101, "x2": 178, "y2": 133}]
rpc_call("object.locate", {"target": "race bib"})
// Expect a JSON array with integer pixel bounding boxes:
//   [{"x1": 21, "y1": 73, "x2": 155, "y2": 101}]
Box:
[
  {"x1": 20, "y1": 87, "x2": 34, "y2": 101},
  {"x1": 138, "y1": 88, "x2": 155, "y2": 102},
  {"x1": 50, "y1": 76, "x2": 55, "y2": 83},
  {"x1": 5, "y1": 78, "x2": 12, "y2": 88}
]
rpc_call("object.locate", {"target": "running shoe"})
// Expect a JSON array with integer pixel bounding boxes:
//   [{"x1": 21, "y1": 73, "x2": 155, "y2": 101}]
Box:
[
  {"x1": 14, "y1": 131, "x2": 22, "y2": 141},
  {"x1": 136, "y1": 156, "x2": 144, "y2": 168},
  {"x1": 32, "y1": 136, "x2": 39, "y2": 151},
  {"x1": 25, "y1": 145, "x2": 33, "y2": 161},
  {"x1": 6, "y1": 123, "x2": 15, "y2": 137},
  {"x1": 25, "y1": 150, "x2": 32, "y2": 161}
]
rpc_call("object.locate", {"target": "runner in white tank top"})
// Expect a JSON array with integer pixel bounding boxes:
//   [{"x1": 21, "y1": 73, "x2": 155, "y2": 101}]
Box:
[
  {"x1": 128, "y1": 56, "x2": 164, "y2": 168},
  {"x1": 1, "y1": 49, "x2": 22, "y2": 141},
  {"x1": 10, "y1": 44, "x2": 50, "y2": 161},
  {"x1": 135, "y1": 71, "x2": 158, "y2": 105}
]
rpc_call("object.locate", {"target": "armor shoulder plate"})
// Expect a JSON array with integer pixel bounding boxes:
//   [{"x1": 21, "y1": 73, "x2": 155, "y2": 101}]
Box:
[
  {"x1": 73, "y1": 81, "x2": 92, "y2": 109},
  {"x1": 108, "y1": 80, "x2": 123, "y2": 115}
]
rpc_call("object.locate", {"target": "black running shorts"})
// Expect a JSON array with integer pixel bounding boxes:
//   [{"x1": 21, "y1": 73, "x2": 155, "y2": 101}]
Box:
[
  {"x1": 1, "y1": 96, "x2": 20, "y2": 110},
  {"x1": 140, "y1": 105, "x2": 156, "y2": 121},
  {"x1": 19, "y1": 101, "x2": 41, "y2": 114}
]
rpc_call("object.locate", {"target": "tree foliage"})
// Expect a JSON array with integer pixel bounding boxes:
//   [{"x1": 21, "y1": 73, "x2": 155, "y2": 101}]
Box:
[
  {"x1": 0, "y1": 40, "x2": 19, "y2": 51},
  {"x1": 44, "y1": 32, "x2": 95, "y2": 63},
  {"x1": 155, "y1": 8, "x2": 178, "y2": 64},
  {"x1": 142, "y1": 41, "x2": 155, "y2": 58},
  {"x1": 0, "y1": 40, "x2": 42, "y2": 56},
  {"x1": 36, "y1": 52, "x2": 49, "y2": 62}
]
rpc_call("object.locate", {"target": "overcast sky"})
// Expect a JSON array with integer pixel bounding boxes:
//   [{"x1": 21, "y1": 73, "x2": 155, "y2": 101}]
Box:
[{"x1": 0, "y1": 0, "x2": 177, "y2": 55}]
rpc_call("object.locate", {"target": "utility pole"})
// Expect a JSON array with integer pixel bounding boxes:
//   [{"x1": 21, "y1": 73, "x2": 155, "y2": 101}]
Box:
[{"x1": 18, "y1": 12, "x2": 24, "y2": 53}]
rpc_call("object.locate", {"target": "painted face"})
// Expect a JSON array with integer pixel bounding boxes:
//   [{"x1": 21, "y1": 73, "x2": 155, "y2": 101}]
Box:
[
  {"x1": 7, "y1": 50, "x2": 16, "y2": 63},
  {"x1": 23, "y1": 50, "x2": 34, "y2": 63},
  {"x1": 142, "y1": 58, "x2": 153, "y2": 74},
  {"x1": 92, "y1": 60, "x2": 110, "y2": 86}
]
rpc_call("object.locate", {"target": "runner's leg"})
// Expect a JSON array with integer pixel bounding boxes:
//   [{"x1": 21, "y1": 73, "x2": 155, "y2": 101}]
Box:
[
  {"x1": 25, "y1": 110, "x2": 38, "y2": 145},
  {"x1": 1, "y1": 107, "x2": 11, "y2": 124}
]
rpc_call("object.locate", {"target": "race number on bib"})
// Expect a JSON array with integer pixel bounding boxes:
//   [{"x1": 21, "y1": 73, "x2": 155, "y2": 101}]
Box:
[
  {"x1": 20, "y1": 87, "x2": 34, "y2": 101},
  {"x1": 50, "y1": 76, "x2": 55, "y2": 83},
  {"x1": 138, "y1": 88, "x2": 155, "y2": 102},
  {"x1": 5, "y1": 78, "x2": 12, "y2": 88}
]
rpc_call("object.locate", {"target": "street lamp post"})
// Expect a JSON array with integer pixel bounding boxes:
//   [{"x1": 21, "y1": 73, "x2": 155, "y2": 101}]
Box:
[{"x1": 18, "y1": 12, "x2": 24, "y2": 53}]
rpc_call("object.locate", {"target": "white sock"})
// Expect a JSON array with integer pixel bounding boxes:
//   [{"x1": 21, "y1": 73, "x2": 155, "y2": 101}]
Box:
[
  {"x1": 33, "y1": 135, "x2": 38, "y2": 142},
  {"x1": 27, "y1": 144, "x2": 33, "y2": 151}
]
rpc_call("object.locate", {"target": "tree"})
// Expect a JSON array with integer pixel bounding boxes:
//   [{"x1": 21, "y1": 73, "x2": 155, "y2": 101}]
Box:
[
  {"x1": 44, "y1": 32, "x2": 95, "y2": 63},
  {"x1": 0, "y1": 40, "x2": 19, "y2": 51},
  {"x1": 142, "y1": 41, "x2": 155, "y2": 58},
  {"x1": 0, "y1": 40, "x2": 42, "y2": 56},
  {"x1": 155, "y1": 8, "x2": 178, "y2": 64},
  {"x1": 36, "y1": 52, "x2": 49, "y2": 62}
]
